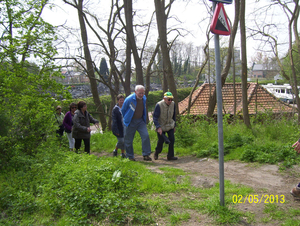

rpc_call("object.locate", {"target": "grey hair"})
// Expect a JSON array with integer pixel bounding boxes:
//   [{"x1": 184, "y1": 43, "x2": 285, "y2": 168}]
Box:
[{"x1": 135, "y1": 85, "x2": 145, "y2": 91}]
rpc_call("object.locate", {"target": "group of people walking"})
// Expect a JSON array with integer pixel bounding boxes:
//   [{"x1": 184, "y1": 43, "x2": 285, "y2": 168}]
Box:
[
  {"x1": 112, "y1": 85, "x2": 178, "y2": 161},
  {"x1": 55, "y1": 101, "x2": 99, "y2": 154},
  {"x1": 55, "y1": 85, "x2": 177, "y2": 161}
]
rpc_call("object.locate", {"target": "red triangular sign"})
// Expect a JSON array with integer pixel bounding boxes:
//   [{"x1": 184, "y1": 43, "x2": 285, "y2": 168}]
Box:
[{"x1": 210, "y1": 3, "x2": 231, "y2": 35}]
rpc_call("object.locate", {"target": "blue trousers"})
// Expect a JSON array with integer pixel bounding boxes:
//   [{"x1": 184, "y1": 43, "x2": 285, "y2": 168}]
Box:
[{"x1": 124, "y1": 118, "x2": 151, "y2": 159}]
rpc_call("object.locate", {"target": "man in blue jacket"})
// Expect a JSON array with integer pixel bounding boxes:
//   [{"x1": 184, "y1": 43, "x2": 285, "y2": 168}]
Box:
[{"x1": 121, "y1": 85, "x2": 152, "y2": 161}]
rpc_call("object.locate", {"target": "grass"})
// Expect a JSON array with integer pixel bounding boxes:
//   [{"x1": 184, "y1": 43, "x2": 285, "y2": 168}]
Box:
[{"x1": 2, "y1": 115, "x2": 300, "y2": 225}]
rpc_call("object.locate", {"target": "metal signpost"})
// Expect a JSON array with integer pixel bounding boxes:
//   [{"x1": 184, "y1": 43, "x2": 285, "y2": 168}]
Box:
[{"x1": 209, "y1": 0, "x2": 232, "y2": 206}]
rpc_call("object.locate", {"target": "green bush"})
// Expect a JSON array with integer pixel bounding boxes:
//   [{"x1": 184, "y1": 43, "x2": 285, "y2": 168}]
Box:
[
  {"x1": 240, "y1": 147, "x2": 258, "y2": 162},
  {"x1": 195, "y1": 132, "x2": 253, "y2": 159},
  {"x1": 240, "y1": 143, "x2": 299, "y2": 166},
  {"x1": 175, "y1": 116, "x2": 196, "y2": 148},
  {"x1": 0, "y1": 147, "x2": 154, "y2": 225}
]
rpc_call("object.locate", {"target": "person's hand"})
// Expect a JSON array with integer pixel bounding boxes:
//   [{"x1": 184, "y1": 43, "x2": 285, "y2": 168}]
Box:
[
  {"x1": 95, "y1": 123, "x2": 100, "y2": 128},
  {"x1": 292, "y1": 141, "x2": 300, "y2": 153},
  {"x1": 174, "y1": 127, "x2": 176, "y2": 133},
  {"x1": 157, "y1": 127, "x2": 162, "y2": 135},
  {"x1": 87, "y1": 127, "x2": 91, "y2": 132}
]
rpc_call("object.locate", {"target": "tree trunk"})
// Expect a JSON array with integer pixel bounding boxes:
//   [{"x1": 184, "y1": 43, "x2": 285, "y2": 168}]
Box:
[
  {"x1": 77, "y1": 0, "x2": 107, "y2": 130},
  {"x1": 124, "y1": 0, "x2": 144, "y2": 85},
  {"x1": 154, "y1": 0, "x2": 178, "y2": 115},
  {"x1": 240, "y1": 0, "x2": 250, "y2": 127},
  {"x1": 232, "y1": 46, "x2": 236, "y2": 116},
  {"x1": 289, "y1": 2, "x2": 300, "y2": 123},
  {"x1": 125, "y1": 34, "x2": 132, "y2": 96}
]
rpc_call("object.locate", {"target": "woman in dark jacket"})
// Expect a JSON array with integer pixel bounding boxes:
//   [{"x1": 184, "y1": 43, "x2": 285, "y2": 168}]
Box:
[
  {"x1": 63, "y1": 102, "x2": 77, "y2": 151},
  {"x1": 72, "y1": 101, "x2": 99, "y2": 154},
  {"x1": 112, "y1": 94, "x2": 125, "y2": 158}
]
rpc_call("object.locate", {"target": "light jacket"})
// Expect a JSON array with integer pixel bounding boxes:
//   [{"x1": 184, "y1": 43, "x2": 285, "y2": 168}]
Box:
[
  {"x1": 121, "y1": 93, "x2": 147, "y2": 127},
  {"x1": 72, "y1": 109, "x2": 99, "y2": 139},
  {"x1": 153, "y1": 100, "x2": 176, "y2": 132},
  {"x1": 55, "y1": 113, "x2": 64, "y2": 126}
]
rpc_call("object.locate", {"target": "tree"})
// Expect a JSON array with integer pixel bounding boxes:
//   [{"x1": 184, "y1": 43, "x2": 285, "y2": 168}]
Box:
[
  {"x1": 240, "y1": 0, "x2": 250, "y2": 127},
  {"x1": 123, "y1": 0, "x2": 144, "y2": 86},
  {"x1": 76, "y1": 0, "x2": 107, "y2": 130},
  {"x1": 99, "y1": 57, "x2": 109, "y2": 81},
  {"x1": 154, "y1": 0, "x2": 179, "y2": 115},
  {"x1": 248, "y1": 0, "x2": 300, "y2": 123},
  {"x1": 0, "y1": 0, "x2": 69, "y2": 163}
]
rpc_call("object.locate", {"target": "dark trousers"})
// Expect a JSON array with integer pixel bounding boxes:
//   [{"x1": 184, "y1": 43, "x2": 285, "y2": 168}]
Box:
[
  {"x1": 75, "y1": 138, "x2": 90, "y2": 154},
  {"x1": 155, "y1": 129, "x2": 175, "y2": 158}
]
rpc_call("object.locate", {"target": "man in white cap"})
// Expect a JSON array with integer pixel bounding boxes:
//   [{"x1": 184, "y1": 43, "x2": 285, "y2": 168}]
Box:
[{"x1": 153, "y1": 92, "x2": 178, "y2": 160}]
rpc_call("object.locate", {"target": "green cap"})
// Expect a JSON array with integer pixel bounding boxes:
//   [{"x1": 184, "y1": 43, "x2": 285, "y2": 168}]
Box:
[{"x1": 164, "y1": 92, "x2": 173, "y2": 99}]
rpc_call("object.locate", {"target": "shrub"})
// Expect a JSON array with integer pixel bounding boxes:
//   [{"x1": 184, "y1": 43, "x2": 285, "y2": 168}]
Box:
[
  {"x1": 240, "y1": 147, "x2": 258, "y2": 162},
  {"x1": 176, "y1": 116, "x2": 196, "y2": 148},
  {"x1": 0, "y1": 148, "x2": 154, "y2": 225}
]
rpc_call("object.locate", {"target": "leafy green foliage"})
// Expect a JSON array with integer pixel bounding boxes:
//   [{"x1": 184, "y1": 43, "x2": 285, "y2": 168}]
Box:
[
  {"x1": 240, "y1": 143, "x2": 299, "y2": 166},
  {"x1": 195, "y1": 132, "x2": 253, "y2": 159},
  {"x1": 0, "y1": 146, "x2": 154, "y2": 225},
  {"x1": 2, "y1": 113, "x2": 300, "y2": 225},
  {"x1": 176, "y1": 116, "x2": 197, "y2": 148},
  {"x1": 0, "y1": 0, "x2": 70, "y2": 165}
]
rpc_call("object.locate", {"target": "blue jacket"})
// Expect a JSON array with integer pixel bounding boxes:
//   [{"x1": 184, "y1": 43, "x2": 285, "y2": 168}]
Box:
[
  {"x1": 111, "y1": 104, "x2": 124, "y2": 137},
  {"x1": 121, "y1": 93, "x2": 147, "y2": 127}
]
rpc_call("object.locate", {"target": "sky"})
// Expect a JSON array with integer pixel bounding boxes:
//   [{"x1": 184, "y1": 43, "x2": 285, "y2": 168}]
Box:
[{"x1": 43, "y1": 0, "x2": 293, "y2": 66}]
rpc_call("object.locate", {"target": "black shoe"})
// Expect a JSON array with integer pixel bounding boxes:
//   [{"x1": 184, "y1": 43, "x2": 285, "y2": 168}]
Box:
[
  {"x1": 129, "y1": 158, "x2": 136, "y2": 161},
  {"x1": 154, "y1": 151, "x2": 159, "y2": 160},
  {"x1": 167, "y1": 156, "x2": 178, "y2": 161},
  {"x1": 161, "y1": 133, "x2": 170, "y2": 144},
  {"x1": 113, "y1": 149, "x2": 117, "y2": 157},
  {"x1": 121, "y1": 153, "x2": 126, "y2": 158},
  {"x1": 143, "y1": 155, "x2": 152, "y2": 161}
]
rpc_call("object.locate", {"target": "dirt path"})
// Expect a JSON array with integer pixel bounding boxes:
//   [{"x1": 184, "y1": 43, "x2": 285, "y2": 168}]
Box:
[{"x1": 92, "y1": 151, "x2": 300, "y2": 225}]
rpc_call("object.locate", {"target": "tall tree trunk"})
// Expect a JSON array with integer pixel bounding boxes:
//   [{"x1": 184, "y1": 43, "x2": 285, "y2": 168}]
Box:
[
  {"x1": 206, "y1": 0, "x2": 240, "y2": 117},
  {"x1": 232, "y1": 46, "x2": 237, "y2": 116},
  {"x1": 125, "y1": 34, "x2": 132, "y2": 96},
  {"x1": 154, "y1": 0, "x2": 178, "y2": 115},
  {"x1": 124, "y1": 0, "x2": 144, "y2": 85},
  {"x1": 77, "y1": 0, "x2": 107, "y2": 130},
  {"x1": 289, "y1": 1, "x2": 300, "y2": 123},
  {"x1": 240, "y1": 0, "x2": 250, "y2": 127}
]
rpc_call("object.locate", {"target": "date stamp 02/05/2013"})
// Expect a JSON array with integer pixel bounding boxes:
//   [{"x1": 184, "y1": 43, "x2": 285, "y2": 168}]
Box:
[{"x1": 232, "y1": 194, "x2": 285, "y2": 204}]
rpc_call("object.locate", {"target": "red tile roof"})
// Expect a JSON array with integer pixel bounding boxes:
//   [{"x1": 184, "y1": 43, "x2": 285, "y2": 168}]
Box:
[{"x1": 178, "y1": 83, "x2": 296, "y2": 115}]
